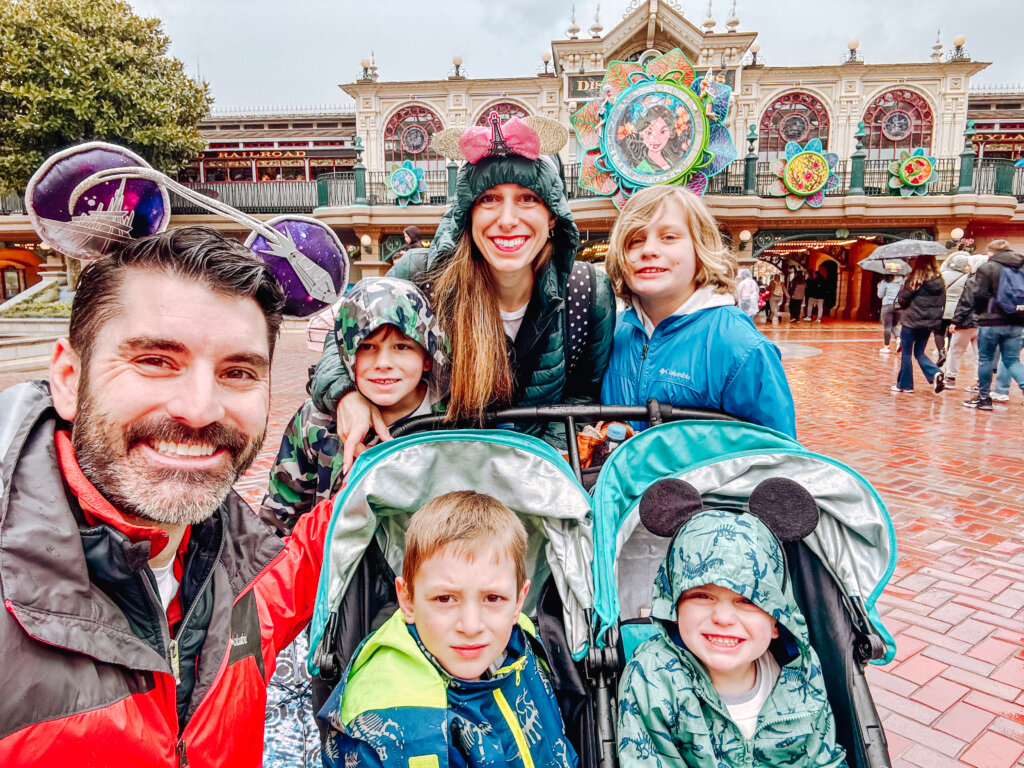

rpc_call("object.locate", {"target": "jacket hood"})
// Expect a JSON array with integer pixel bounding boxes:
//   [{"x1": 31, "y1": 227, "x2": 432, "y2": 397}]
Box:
[
  {"x1": 649, "y1": 509, "x2": 809, "y2": 662},
  {"x1": 943, "y1": 253, "x2": 971, "y2": 274},
  {"x1": 991, "y1": 249, "x2": 1024, "y2": 269},
  {"x1": 917, "y1": 275, "x2": 946, "y2": 295},
  {"x1": 334, "y1": 276, "x2": 450, "y2": 397},
  {"x1": 428, "y1": 155, "x2": 580, "y2": 281}
]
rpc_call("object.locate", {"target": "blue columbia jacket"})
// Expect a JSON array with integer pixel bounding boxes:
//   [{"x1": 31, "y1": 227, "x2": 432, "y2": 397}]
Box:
[
  {"x1": 601, "y1": 301, "x2": 796, "y2": 438},
  {"x1": 319, "y1": 610, "x2": 577, "y2": 768}
]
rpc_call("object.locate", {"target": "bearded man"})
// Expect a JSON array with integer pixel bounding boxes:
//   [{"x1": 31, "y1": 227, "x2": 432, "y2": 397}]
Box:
[{"x1": 0, "y1": 227, "x2": 331, "y2": 767}]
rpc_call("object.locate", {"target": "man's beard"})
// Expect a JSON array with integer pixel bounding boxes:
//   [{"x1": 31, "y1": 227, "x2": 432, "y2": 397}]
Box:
[{"x1": 72, "y1": 383, "x2": 266, "y2": 527}]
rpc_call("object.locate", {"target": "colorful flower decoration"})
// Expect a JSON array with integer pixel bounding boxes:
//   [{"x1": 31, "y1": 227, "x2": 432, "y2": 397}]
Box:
[
  {"x1": 769, "y1": 139, "x2": 841, "y2": 210},
  {"x1": 388, "y1": 160, "x2": 426, "y2": 206},
  {"x1": 570, "y1": 49, "x2": 737, "y2": 209},
  {"x1": 887, "y1": 148, "x2": 938, "y2": 197}
]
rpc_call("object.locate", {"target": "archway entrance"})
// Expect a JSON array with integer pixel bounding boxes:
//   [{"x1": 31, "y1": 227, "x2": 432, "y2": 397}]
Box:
[{"x1": 751, "y1": 229, "x2": 933, "y2": 320}]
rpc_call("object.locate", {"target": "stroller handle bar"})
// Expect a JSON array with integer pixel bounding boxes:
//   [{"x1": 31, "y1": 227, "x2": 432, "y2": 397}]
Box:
[{"x1": 389, "y1": 399, "x2": 739, "y2": 484}]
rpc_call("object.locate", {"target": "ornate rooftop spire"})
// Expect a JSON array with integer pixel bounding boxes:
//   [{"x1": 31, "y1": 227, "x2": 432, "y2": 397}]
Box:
[
  {"x1": 726, "y1": 0, "x2": 740, "y2": 32},
  {"x1": 567, "y1": 5, "x2": 580, "y2": 38},
  {"x1": 702, "y1": 1, "x2": 717, "y2": 33},
  {"x1": 931, "y1": 29, "x2": 943, "y2": 62},
  {"x1": 590, "y1": 4, "x2": 603, "y2": 38}
]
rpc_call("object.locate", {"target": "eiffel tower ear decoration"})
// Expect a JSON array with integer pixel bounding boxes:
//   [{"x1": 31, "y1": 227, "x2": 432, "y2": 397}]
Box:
[
  {"x1": 639, "y1": 478, "x2": 705, "y2": 538},
  {"x1": 747, "y1": 478, "x2": 820, "y2": 542},
  {"x1": 431, "y1": 112, "x2": 568, "y2": 163},
  {"x1": 25, "y1": 142, "x2": 347, "y2": 317}
]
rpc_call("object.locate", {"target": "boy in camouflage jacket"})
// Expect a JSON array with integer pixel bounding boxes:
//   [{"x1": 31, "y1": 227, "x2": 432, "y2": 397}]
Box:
[
  {"x1": 260, "y1": 277, "x2": 448, "y2": 532},
  {"x1": 617, "y1": 478, "x2": 848, "y2": 768}
]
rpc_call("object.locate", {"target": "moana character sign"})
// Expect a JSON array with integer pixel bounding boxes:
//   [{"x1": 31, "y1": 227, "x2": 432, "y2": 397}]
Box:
[{"x1": 571, "y1": 50, "x2": 737, "y2": 208}]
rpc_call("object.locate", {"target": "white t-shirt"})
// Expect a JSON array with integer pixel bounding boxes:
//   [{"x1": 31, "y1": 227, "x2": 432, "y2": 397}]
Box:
[
  {"x1": 150, "y1": 560, "x2": 180, "y2": 613},
  {"x1": 719, "y1": 651, "x2": 781, "y2": 739},
  {"x1": 500, "y1": 303, "x2": 529, "y2": 340}
]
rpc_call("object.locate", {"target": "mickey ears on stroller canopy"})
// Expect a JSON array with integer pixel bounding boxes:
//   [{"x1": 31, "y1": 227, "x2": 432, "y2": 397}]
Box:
[
  {"x1": 431, "y1": 111, "x2": 569, "y2": 164},
  {"x1": 638, "y1": 477, "x2": 820, "y2": 542},
  {"x1": 25, "y1": 141, "x2": 348, "y2": 317}
]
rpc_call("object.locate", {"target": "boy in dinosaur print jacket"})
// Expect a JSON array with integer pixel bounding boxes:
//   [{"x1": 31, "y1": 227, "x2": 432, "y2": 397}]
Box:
[{"x1": 617, "y1": 478, "x2": 848, "y2": 768}]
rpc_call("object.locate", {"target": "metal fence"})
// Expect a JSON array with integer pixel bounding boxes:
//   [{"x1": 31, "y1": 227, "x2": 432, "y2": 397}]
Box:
[
  {"x1": 0, "y1": 193, "x2": 25, "y2": 215},
  {"x1": 1014, "y1": 166, "x2": 1024, "y2": 202},
  {"x1": 972, "y1": 158, "x2": 1017, "y2": 196},
  {"x1": 172, "y1": 182, "x2": 317, "y2": 215},
  {"x1": 318, "y1": 172, "x2": 355, "y2": 207},
  {"x1": 364, "y1": 170, "x2": 449, "y2": 206}
]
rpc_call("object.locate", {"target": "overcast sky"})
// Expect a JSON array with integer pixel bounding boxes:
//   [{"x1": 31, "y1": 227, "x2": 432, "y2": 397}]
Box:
[{"x1": 128, "y1": 0, "x2": 1023, "y2": 112}]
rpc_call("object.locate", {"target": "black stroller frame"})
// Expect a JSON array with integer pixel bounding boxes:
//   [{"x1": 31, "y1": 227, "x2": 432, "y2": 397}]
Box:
[{"x1": 312, "y1": 401, "x2": 892, "y2": 768}]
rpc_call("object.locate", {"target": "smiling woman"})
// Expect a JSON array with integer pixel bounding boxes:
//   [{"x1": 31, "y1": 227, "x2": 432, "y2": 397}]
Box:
[{"x1": 309, "y1": 114, "x2": 617, "y2": 464}]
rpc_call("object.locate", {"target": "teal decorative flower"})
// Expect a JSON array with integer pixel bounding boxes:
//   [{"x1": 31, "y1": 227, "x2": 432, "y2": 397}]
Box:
[
  {"x1": 768, "y1": 139, "x2": 841, "y2": 210},
  {"x1": 888, "y1": 148, "x2": 938, "y2": 197},
  {"x1": 388, "y1": 160, "x2": 425, "y2": 206}
]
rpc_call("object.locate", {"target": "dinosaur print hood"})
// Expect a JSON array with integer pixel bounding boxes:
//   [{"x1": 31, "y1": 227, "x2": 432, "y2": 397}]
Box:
[{"x1": 649, "y1": 508, "x2": 810, "y2": 666}]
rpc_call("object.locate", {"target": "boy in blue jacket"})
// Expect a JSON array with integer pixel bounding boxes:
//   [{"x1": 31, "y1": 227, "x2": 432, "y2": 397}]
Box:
[
  {"x1": 601, "y1": 185, "x2": 796, "y2": 438},
  {"x1": 318, "y1": 491, "x2": 577, "y2": 768}
]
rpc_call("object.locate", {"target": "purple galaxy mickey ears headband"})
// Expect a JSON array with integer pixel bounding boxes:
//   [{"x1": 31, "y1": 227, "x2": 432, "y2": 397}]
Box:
[
  {"x1": 431, "y1": 111, "x2": 569, "y2": 164},
  {"x1": 25, "y1": 141, "x2": 348, "y2": 317}
]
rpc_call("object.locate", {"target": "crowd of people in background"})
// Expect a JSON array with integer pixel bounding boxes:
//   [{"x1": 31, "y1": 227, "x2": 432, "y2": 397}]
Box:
[{"x1": 876, "y1": 239, "x2": 1024, "y2": 408}]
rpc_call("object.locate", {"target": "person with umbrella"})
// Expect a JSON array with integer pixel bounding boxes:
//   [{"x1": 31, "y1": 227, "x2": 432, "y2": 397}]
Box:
[
  {"x1": 877, "y1": 272, "x2": 904, "y2": 353},
  {"x1": 892, "y1": 253, "x2": 947, "y2": 393}
]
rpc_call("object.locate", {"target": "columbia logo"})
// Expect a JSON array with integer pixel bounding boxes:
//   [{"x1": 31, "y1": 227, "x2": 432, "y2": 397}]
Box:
[
  {"x1": 230, "y1": 634, "x2": 248, "y2": 647},
  {"x1": 660, "y1": 368, "x2": 692, "y2": 381}
]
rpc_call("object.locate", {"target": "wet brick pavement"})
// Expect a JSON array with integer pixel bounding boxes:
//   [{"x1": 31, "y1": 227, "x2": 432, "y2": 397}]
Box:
[{"x1": 4, "y1": 320, "x2": 1022, "y2": 767}]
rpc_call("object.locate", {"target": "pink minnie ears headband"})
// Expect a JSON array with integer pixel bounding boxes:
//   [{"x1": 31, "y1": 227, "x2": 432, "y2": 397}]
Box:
[
  {"x1": 25, "y1": 142, "x2": 347, "y2": 317},
  {"x1": 432, "y1": 111, "x2": 568, "y2": 164}
]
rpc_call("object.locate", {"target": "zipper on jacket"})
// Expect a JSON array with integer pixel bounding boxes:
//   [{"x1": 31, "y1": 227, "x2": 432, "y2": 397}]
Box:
[
  {"x1": 176, "y1": 737, "x2": 188, "y2": 767},
  {"x1": 169, "y1": 527, "x2": 223, "y2": 684},
  {"x1": 492, "y1": 688, "x2": 536, "y2": 768}
]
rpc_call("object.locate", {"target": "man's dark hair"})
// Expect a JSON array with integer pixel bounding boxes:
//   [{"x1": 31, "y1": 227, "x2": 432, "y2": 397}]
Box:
[{"x1": 69, "y1": 226, "x2": 286, "y2": 366}]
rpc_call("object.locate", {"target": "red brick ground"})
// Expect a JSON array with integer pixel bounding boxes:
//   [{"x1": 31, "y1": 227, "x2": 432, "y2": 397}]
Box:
[{"x1": 4, "y1": 320, "x2": 1023, "y2": 766}]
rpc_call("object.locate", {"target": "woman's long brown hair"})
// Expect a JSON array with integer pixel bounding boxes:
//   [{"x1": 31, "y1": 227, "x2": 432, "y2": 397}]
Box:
[
  {"x1": 906, "y1": 254, "x2": 940, "y2": 290},
  {"x1": 428, "y1": 232, "x2": 553, "y2": 421}
]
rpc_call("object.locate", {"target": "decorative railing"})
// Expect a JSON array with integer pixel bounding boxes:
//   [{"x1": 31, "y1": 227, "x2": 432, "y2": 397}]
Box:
[
  {"x1": 972, "y1": 158, "x2": 1018, "y2": 196},
  {"x1": 171, "y1": 181, "x2": 317, "y2": 215},
  {"x1": 0, "y1": 193, "x2": 25, "y2": 215}
]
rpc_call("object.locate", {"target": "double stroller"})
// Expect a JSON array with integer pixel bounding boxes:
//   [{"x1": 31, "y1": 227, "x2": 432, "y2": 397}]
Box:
[{"x1": 306, "y1": 405, "x2": 897, "y2": 768}]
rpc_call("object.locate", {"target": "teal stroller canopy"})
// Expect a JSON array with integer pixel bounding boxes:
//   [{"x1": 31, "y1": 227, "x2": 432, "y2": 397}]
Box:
[
  {"x1": 590, "y1": 420, "x2": 898, "y2": 662},
  {"x1": 309, "y1": 429, "x2": 596, "y2": 669}
]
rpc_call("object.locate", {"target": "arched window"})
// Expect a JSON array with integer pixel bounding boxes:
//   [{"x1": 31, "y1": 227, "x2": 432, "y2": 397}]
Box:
[
  {"x1": 758, "y1": 92, "x2": 831, "y2": 161},
  {"x1": 475, "y1": 102, "x2": 529, "y2": 126},
  {"x1": 383, "y1": 105, "x2": 445, "y2": 172},
  {"x1": 861, "y1": 89, "x2": 933, "y2": 160}
]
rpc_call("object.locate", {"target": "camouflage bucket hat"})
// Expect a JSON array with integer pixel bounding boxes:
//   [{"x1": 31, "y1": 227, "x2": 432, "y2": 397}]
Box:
[{"x1": 334, "y1": 277, "x2": 450, "y2": 394}]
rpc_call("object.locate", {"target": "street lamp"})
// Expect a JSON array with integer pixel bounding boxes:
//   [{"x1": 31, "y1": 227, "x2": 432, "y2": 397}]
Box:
[
  {"x1": 450, "y1": 54, "x2": 464, "y2": 78},
  {"x1": 359, "y1": 58, "x2": 372, "y2": 80},
  {"x1": 541, "y1": 50, "x2": 552, "y2": 75},
  {"x1": 360, "y1": 234, "x2": 372, "y2": 256},
  {"x1": 739, "y1": 230, "x2": 752, "y2": 251},
  {"x1": 749, "y1": 41, "x2": 761, "y2": 66},
  {"x1": 950, "y1": 227, "x2": 965, "y2": 241},
  {"x1": 844, "y1": 38, "x2": 862, "y2": 63}
]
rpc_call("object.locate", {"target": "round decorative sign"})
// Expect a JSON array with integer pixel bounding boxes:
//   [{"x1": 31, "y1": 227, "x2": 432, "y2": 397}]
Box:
[
  {"x1": 768, "y1": 138, "x2": 841, "y2": 210},
  {"x1": 898, "y1": 155, "x2": 934, "y2": 187},
  {"x1": 778, "y1": 113, "x2": 810, "y2": 142},
  {"x1": 387, "y1": 159, "x2": 426, "y2": 206},
  {"x1": 887, "y1": 148, "x2": 938, "y2": 197},
  {"x1": 401, "y1": 125, "x2": 428, "y2": 154},
  {"x1": 605, "y1": 81, "x2": 708, "y2": 186},
  {"x1": 390, "y1": 166, "x2": 418, "y2": 197},
  {"x1": 570, "y1": 48, "x2": 738, "y2": 208},
  {"x1": 882, "y1": 111, "x2": 912, "y2": 141},
  {"x1": 783, "y1": 151, "x2": 830, "y2": 196}
]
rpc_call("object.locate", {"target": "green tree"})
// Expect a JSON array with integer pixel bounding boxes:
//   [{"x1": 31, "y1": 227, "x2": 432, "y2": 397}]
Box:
[{"x1": 0, "y1": 0, "x2": 210, "y2": 195}]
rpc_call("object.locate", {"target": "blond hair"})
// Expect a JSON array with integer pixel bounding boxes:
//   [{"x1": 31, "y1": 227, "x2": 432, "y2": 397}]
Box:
[
  {"x1": 988, "y1": 239, "x2": 1012, "y2": 253},
  {"x1": 402, "y1": 491, "x2": 528, "y2": 596},
  {"x1": 605, "y1": 185, "x2": 737, "y2": 302},
  {"x1": 429, "y1": 232, "x2": 553, "y2": 421}
]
